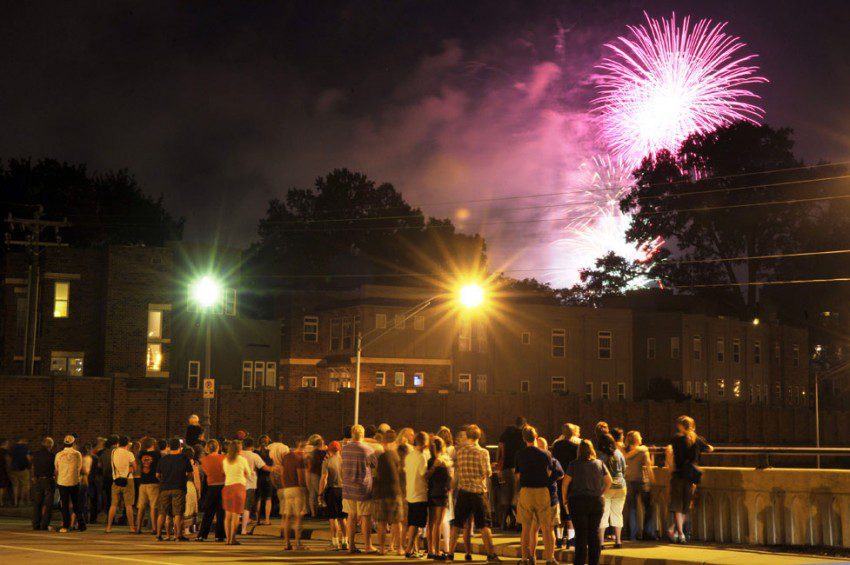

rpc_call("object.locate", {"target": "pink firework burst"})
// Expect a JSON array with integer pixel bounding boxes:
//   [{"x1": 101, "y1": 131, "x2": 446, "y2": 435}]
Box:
[{"x1": 594, "y1": 12, "x2": 768, "y2": 164}]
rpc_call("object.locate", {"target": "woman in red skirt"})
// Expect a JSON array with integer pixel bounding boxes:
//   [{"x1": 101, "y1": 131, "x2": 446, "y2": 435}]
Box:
[{"x1": 222, "y1": 440, "x2": 250, "y2": 545}]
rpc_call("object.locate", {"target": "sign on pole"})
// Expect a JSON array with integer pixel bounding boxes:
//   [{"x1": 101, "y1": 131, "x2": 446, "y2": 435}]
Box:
[{"x1": 203, "y1": 378, "x2": 215, "y2": 399}]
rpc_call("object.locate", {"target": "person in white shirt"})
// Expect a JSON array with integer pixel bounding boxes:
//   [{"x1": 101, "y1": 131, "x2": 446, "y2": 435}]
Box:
[
  {"x1": 106, "y1": 436, "x2": 136, "y2": 533},
  {"x1": 55, "y1": 435, "x2": 84, "y2": 533},
  {"x1": 238, "y1": 437, "x2": 273, "y2": 535},
  {"x1": 403, "y1": 431, "x2": 429, "y2": 558},
  {"x1": 222, "y1": 441, "x2": 251, "y2": 546}
]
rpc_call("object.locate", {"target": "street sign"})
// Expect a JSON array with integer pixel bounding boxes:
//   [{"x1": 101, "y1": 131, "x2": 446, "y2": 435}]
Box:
[{"x1": 203, "y1": 378, "x2": 215, "y2": 399}]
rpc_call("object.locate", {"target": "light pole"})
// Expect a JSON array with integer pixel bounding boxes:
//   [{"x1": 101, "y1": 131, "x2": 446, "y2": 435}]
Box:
[
  {"x1": 352, "y1": 283, "x2": 486, "y2": 426},
  {"x1": 190, "y1": 275, "x2": 223, "y2": 440}
]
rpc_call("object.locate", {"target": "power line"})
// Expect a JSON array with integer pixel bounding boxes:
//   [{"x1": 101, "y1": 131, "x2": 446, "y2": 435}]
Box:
[{"x1": 672, "y1": 277, "x2": 850, "y2": 290}]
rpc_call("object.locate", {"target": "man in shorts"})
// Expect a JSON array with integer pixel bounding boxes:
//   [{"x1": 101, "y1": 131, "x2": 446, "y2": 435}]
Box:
[
  {"x1": 515, "y1": 426, "x2": 556, "y2": 565},
  {"x1": 240, "y1": 437, "x2": 273, "y2": 535},
  {"x1": 341, "y1": 424, "x2": 377, "y2": 554},
  {"x1": 135, "y1": 438, "x2": 161, "y2": 533},
  {"x1": 106, "y1": 436, "x2": 136, "y2": 533},
  {"x1": 155, "y1": 438, "x2": 192, "y2": 541},
  {"x1": 449, "y1": 425, "x2": 501, "y2": 562},
  {"x1": 280, "y1": 438, "x2": 308, "y2": 550}
]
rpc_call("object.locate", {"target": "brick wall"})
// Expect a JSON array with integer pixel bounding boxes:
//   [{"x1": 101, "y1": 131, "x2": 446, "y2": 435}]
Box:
[{"x1": 1, "y1": 375, "x2": 847, "y2": 452}]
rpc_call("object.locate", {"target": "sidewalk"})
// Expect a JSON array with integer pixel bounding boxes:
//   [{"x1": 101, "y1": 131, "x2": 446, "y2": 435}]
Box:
[{"x1": 249, "y1": 520, "x2": 848, "y2": 564}]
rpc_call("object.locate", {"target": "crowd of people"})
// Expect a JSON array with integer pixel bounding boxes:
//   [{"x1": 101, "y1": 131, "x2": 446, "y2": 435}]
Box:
[{"x1": 0, "y1": 413, "x2": 712, "y2": 564}]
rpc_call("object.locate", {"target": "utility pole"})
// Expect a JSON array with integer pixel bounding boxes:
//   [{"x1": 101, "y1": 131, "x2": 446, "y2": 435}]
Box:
[{"x1": 4, "y1": 206, "x2": 68, "y2": 375}]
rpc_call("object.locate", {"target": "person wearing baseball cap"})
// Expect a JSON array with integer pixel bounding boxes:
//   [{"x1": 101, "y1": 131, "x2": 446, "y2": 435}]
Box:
[{"x1": 55, "y1": 435, "x2": 85, "y2": 533}]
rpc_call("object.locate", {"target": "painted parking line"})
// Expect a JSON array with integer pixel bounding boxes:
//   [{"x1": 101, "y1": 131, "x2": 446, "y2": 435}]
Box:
[{"x1": 0, "y1": 542, "x2": 178, "y2": 564}]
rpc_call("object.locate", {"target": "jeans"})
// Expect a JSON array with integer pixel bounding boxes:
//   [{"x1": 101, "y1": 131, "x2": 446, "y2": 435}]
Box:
[
  {"x1": 626, "y1": 481, "x2": 654, "y2": 540},
  {"x1": 198, "y1": 484, "x2": 225, "y2": 540},
  {"x1": 31, "y1": 478, "x2": 55, "y2": 530},
  {"x1": 569, "y1": 495, "x2": 604, "y2": 565},
  {"x1": 58, "y1": 485, "x2": 85, "y2": 530}
]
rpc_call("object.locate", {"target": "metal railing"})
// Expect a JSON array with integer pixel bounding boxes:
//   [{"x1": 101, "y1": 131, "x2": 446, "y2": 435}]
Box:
[{"x1": 647, "y1": 445, "x2": 850, "y2": 469}]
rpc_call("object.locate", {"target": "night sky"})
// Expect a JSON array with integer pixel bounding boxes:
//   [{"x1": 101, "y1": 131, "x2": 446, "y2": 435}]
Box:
[{"x1": 1, "y1": 1, "x2": 848, "y2": 284}]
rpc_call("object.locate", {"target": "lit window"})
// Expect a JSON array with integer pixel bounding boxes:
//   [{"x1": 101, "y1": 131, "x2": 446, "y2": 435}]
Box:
[
  {"x1": 458, "y1": 373, "x2": 471, "y2": 392},
  {"x1": 476, "y1": 375, "x2": 487, "y2": 393},
  {"x1": 302, "y1": 376, "x2": 318, "y2": 388},
  {"x1": 521, "y1": 332, "x2": 531, "y2": 345},
  {"x1": 671, "y1": 337, "x2": 680, "y2": 359},
  {"x1": 50, "y1": 352, "x2": 84, "y2": 376},
  {"x1": 265, "y1": 362, "x2": 277, "y2": 388},
  {"x1": 792, "y1": 345, "x2": 800, "y2": 367},
  {"x1": 394, "y1": 315, "x2": 405, "y2": 330},
  {"x1": 693, "y1": 336, "x2": 702, "y2": 360},
  {"x1": 376, "y1": 313, "x2": 387, "y2": 329},
  {"x1": 601, "y1": 382, "x2": 609, "y2": 400},
  {"x1": 413, "y1": 372, "x2": 424, "y2": 387},
  {"x1": 253, "y1": 361, "x2": 265, "y2": 389},
  {"x1": 50, "y1": 355, "x2": 67, "y2": 374},
  {"x1": 414, "y1": 315, "x2": 425, "y2": 331},
  {"x1": 732, "y1": 339, "x2": 741, "y2": 363},
  {"x1": 598, "y1": 331, "x2": 612, "y2": 359},
  {"x1": 716, "y1": 337, "x2": 725, "y2": 363},
  {"x1": 188, "y1": 361, "x2": 200, "y2": 389},
  {"x1": 459, "y1": 321, "x2": 471, "y2": 352},
  {"x1": 394, "y1": 371, "x2": 405, "y2": 387},
  {"x1": 53, "y1": 281, "x2": 69, "y2": 318},
  {"x1": 69, "y1": 357, "x2": 83, "y2": 376},
  {"x1": 617, "y1": 382, "x2": 626, "y2": 401},
  {"x1": 242, "y1": 361, "x2": 253, "y2": 389},
  {"x1": 148, "y1": 310, "x2": 163, "y2": 339},
  {"x1": 693, "y1": 381, "x2": 701, "y2": 399},
  {"x1": 733, "y1": 379, "x2": 741, "y2": 398},
  {"x1": 584, "y1": 381, "x2": 593, "y2": 402},
  {"x1": 552, "y1": 329, "x2": 566, "y2": 358},
  {"x1": 551, "y1": 376, "x2": 566, "y2": 393},
  {"x1": 646, "y1": 338, "x2": 656, "y2": 359},
  {"x1": 303, "y1": 316, "x2": 319, "y2": 342},
  {"x1": 330, "y1": 319, "x2": 341, "y2": 351},
  {"x1": 754, "y1": 341, "x2": 762, "y2": 364},
  {"x1": 146, "y1": 343, "x2": 163, "y2": 372},
  {"x1": 376, "y1": 371, "x2": 386, "y2": 387},
  {"x1": 717, "y1": 378, "x2": 725, "y2": 397},
  {"x1": 520, "y1": 380, "x2": 530, "y2": 393}
]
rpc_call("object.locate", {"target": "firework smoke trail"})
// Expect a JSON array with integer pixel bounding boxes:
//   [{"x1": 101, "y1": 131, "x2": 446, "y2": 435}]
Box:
[{"x1": 594, "y1": 12, "x2": 767, "y2": 164}]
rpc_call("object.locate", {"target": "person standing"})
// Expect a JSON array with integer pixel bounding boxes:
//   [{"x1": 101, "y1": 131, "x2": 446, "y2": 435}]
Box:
[
  {"x1": 319, "y1": 440, "x2": 347, "y2": 551},
  {"x1": 10, "y1": 437, "x2": 31, "y2": 507},
  {"x1": 665, "y1": 415, "x2": 712, "y2": 544},
  {"x1": 448, "y1": 424, "x2": 501, "y2": 563},
  {"x1": 155, "y1": 438, "x2": 193, "y2": 541},
  {"x1": 98, "y1": 435, "x2": 118, "y2": 517},
  {"x1": 135, "y1": 437, "x2": 161, "y2": 534},
  {"x1": 372, "y1": 441, "x2": 403, "y2": 556},
  {"x1": 279, "y1": 438, "x2": 308, "y2": 550},
  {"x1": 515, "y1": 426, "x2": 556, "y2": 565},
  {"x1": 186, "y1": 415, "x2": 204, "y2": 447},
  {"x1": 197, "y1": 439, "x2": 226, "y2": 542},
  {"x1": 88, "y1": 438, "x2": 105, "y2": 523},
  {"x1": 496, "y1": 417, "x2": 526, "y2": 530},
  {"x1": 54, "y1": 435, "x2": 85, "y2": 533},
  {"x1": 306, "y1": 436, "x2": 326, "y2": 519},
  {"x1": 551, "y1": 423, "x2": 581, "y2": 548},
  {"x1": 239, "y1": 437, "x2": 273, "y2": 536},
  {"x1": 222, "y1": 440, "x2": 250, "y2": 546},
  {"x1": 562, "y1": 440, "x2": 612, "y2": 565},
  {"x1": 426, "y1": 436, "x2": 452, "y2": 560},
  {"x1": 403, "y1": 431, "x2": 429, "y2": 559},
  {"x1": 340, "y1": 424, "x2": 377, "y2": 554},
  {"x1": 598, "y1": 433, "x2": 627, "y2": 548},
  {"x1": 624, "y1": 431, "x2": 655, "y2": 541},
  {"x1": 106, "y1": 436, "x2": 136, "y2": 533},
  {"x1": 30, "y1": 437, "x2": 55, "y2": 531},
  {"x1": 256, "y1": 435, "x2": 274, "y2": 525},
  {"x1": 182, "y1": 446, "x2": 201, "y2": 536},
  {"x1": 0, "y1": 439, "x2": 12, "y2": 507}
]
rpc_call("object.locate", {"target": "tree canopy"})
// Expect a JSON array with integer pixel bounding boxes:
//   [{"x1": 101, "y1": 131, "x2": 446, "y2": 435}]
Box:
[
  {"x1": 251, "y1": 168, "x2": 486, "y2": 288},
  {"x1": 0, "y1": 158, "x2": 183, "y2": 247}
]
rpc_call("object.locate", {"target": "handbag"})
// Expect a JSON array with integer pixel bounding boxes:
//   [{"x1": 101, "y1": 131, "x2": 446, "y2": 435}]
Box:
[{"x1": 112, "y1": 449, "x2": 130, "y2": 487}]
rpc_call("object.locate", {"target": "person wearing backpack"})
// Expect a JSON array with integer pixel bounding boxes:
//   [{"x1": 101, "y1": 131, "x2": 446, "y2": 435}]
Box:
[{"x1": 597, "y1": 433, "x2": 626, "y2": 548}]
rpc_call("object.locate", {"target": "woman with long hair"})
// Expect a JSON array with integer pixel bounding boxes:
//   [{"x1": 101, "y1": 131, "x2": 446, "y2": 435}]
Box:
[
  {"x1": 665, "y1": 416, "x2": 713, "y2": 543},
  {"x1": 222, "y1": 440, "x2": 250, "y2": 545},
  {"x1": 598, "y1": 433, "x2": 627, "y2": 548},
  {"x1": 426, "y1": 436, "x2": 452, "y2": 560},
  {"x1": 624, "y1": 430, "x2": 655, "y2": 541},
  {"x1": 562, "y1": 440, "x2": 611, "y2": 565}
]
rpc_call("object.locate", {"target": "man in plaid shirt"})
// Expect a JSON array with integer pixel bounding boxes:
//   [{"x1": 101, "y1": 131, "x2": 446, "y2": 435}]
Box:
[{"x1": 448, "y1": 424, "x2": 501, "y2": 562}]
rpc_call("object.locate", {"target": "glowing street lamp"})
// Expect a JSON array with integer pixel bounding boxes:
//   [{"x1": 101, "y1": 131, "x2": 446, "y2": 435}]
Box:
[
  {"x1": 459, "y1": 283, "x2": 485, "y2": 309},
  {"x1": 190, "y1": 275, "x2": 223, "y2": 440}
]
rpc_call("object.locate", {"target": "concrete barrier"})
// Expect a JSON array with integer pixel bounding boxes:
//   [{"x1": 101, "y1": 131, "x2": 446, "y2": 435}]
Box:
[{"x1": 647, "y1": 467, "x2": 850, "y2": 547}]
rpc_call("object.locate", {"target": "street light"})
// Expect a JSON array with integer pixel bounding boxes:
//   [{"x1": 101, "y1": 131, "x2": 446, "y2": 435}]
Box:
[
  {"x1": 190, "y1": 275, "x2": 222, "y2": 440},
  {"x1": 352, "y1": 282, "x2": 487, "y2": 426}
]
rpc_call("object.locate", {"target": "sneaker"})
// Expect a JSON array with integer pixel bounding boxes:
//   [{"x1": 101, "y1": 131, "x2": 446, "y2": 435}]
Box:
[{"x1": 59, "y1": 528, "x2": 68, "y2": 533}]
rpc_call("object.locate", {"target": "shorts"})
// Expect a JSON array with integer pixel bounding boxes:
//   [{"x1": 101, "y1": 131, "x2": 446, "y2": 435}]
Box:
[
  {"x1": 137, "y1": 483, "x2": 160, "y2": 511},
  {"x1": 374, "y1": 496, "x2": 404, "y2": 523},
  {"x1": 668, "y1": 475, "x2": 695, "y2": 514},
  {"x1": 517, "y1": 487, "x2": 556, "y2": 527},
  {"x1": 601, "y1": 486, "x2": 627, "y2": 528},
  {"x1": 428, "y1": 495, "x2": 448, "y2": 508},
  {"x1": 342, "y1": 498, "x2": 372, "y2": 518},
  {"x1": 281, "y1": 487, "x2": 307, "y2": 516},
  {"x1": 245, "y1": 488, "x2": 256, "y2": 512},
  {"x1": 158, "y1": 489, "x2": 186, "y2": 518},
  {"x1": 10, "y1": 469, "x2": 30, "y2": 493},
  {"x1": 111, "y1": 478, "x2": 135, "y2": 508},
  {"x1": 257, "y1": 477, "x2": 273, "y2": 501},
  {"x1": 323, "y1": 487, "x2": 346, "y2": 519},
  {"x1": 222, "y1": 484, "x2": 246, "y2": 514},
  {"x1": 407, "y1": 501, "x2": 428, "y2": 528},
  {"x1": 452, "y1": 490, "x2": 492, "y2": 529}
]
